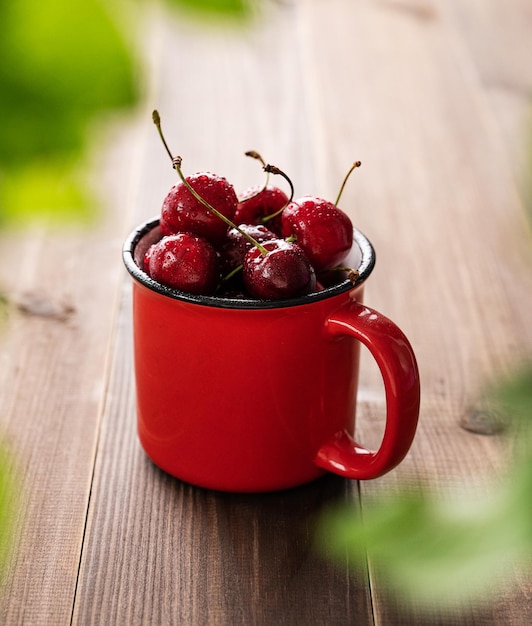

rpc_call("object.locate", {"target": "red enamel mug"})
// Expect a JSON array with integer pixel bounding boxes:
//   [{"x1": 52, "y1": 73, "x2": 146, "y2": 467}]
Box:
[{"x1": 123, "y1": 217, "x2": 420, "y2": 492}]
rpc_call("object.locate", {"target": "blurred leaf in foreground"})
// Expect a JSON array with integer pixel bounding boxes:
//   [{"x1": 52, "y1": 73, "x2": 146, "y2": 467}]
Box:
[
  {"x1": 0, "y1": 160, "x2": 96, "y2": 224},
  {"x1": 0, "y1": 0, "x2": 140, "y2": 224},
  {"x1": 318, "y1": 364, "x2": 532, "y2": 609},
  {"x1": 0, "y1": 444, "x2": 18, "y2": 579}
]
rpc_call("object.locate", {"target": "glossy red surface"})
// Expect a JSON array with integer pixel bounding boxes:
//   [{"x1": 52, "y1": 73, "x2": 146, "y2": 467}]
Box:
[
  {"x1": 125, "y1": 220, "x2": 420, "y2": 492},
  {"x1": 315, "y1": 304, "x2": 420, "y2": 479}
]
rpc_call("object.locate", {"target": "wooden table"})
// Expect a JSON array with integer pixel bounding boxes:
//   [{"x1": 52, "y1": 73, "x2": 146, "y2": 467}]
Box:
[{"x1": 1, "y1": 0, "x2": 532, "y2": 623}]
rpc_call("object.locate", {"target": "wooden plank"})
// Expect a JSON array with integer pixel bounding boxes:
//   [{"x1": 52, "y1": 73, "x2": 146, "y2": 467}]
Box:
[
  {"x1": 442, "y1": 0, "x2": 532, "y2": 216},
  {"x1": 0, "y1": 231, "x2": 117, "y2": 621},
  {"x1": 71, "y1": 6, "x2": 374, "y2": 625},
  {"x1": 295, "y1": 0, "x2": 532, "y2": 623}
]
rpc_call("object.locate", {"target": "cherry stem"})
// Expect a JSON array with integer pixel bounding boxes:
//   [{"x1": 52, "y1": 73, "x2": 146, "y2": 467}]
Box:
[
  {"x1": 260, "y1": 164, "x2": 294, "y2": 223},
  {"x1": 152, "y1": 110, "x2": 268, "y2": 256},
  {"x1": 244, "y1": 150, "x2": 269, "y2": 199},
  {"x1": 245, "y1": 150, "x2": 267, "y2": 169},
  {"x1": 334, "y1": 161, "x2": 362, "y2": 207},
  {"x1": 222, "y1": 263, "x2": 244, "y2": 283},
  {"x1": 152, "y1": 110, "x2": 174, "y2": 162},
  {"x1": 173, "y1": 157, "x2": 268, "y2": 255},
  {"x1": 328, "y1": 266, "x2": 360, "y2": 285}
]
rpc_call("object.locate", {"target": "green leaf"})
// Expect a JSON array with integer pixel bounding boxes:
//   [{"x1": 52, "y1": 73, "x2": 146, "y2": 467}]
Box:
[
  {"x1": 320, "y1": 486, "x2": 531, "y2": 608},
  {"x1": 0, "y1": 161, "x2": 96, "y2": 226},
  {"x1": 0, "y1": 0, "x2": 140, "y2": 221},
  {"x1": 0, "y1": 445, "x2": 19, "y2": 580},
  {"x1": 0, "y1": 0, "x2": 139, "y2": 163}
]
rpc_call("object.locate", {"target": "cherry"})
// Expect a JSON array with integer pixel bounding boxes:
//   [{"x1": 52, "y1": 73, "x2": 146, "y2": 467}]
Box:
[
  {"x1": 147, "y1": 233, "x2": 220, "y2": 295},
  {"x1": 160, "y1": 173, "x2": 238, "y2": 244},
  {"x1": 280, "y1": 161, "x2": 361, "y2": 272},
  {"x1": 235, "y1": 151, "x2": 294, "y2": 234},
  {"x1": 281, "y1": 196, "x2": 354, "y2": 271},
  {"x1": 149, "y1": 111, "x2": 340, "y2": 300},
  {"x1": 143, "y1": 243, "x2": 155, "y2": 272},
  {"x1": 234, "y1": 184, "x2": 288, "y2": 232},
  {"x1": 219, "y1": 223, "x2": 277, "y2": 277},
  {"x1": 153, "y1": 110, "x2": 238, "y2": 244},
  {"x1": 243, "y1": 239, "x2": 316, "y2": 300}
]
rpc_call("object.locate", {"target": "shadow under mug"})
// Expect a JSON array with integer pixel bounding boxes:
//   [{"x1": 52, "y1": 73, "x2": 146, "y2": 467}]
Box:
[{"x1": 123, "y1": 218, "x2": 420, "y2": 493}]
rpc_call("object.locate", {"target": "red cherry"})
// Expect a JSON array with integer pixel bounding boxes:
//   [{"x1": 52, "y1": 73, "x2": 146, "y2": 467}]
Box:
[
  {"x1": 160, "y1": 172, "x2": 238, "y2": 244},
  {"x1": 243, "y1": 239, "x2": 316, "y2": 300},
  {"x1": 281, "y1": 196, "x2": 353, "y2": 271},
  {"x1": 219, "y1": 223, "x2": 277, "y2": 276},
  {"x1": 143, "y1": 243, "x2": 156, "y2": 272},
  {"x1": 234, "y1": 185, "x2": 288, "y2": 233},
  {"x1": 148, "y1": 233, "x2": 220, "y2": 295},
  {"x1": 151, "y1": 111, "x2": 359, "y2": 299}
]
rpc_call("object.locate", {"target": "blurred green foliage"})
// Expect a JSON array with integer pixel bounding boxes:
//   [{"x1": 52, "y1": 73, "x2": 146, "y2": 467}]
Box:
[
  {"x1": 0, "y1": 0, "x2": 141, "y2": 223},
  {"x1": 0, "y1": 445, "x2": 18, "y2": 578},
  {"x1": 0, "y1": 0, "x2": 138, "y2": 164},
  {"x1": 0, "y1": 0, "x2": 256, "y2": 224},
  {"x1": 319, "y1": 365, "x2": 532, "y2": 609}
]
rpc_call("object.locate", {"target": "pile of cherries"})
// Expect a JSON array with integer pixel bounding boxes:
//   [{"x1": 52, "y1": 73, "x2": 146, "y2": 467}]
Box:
[{"x1": 143, "y1": 111, "x2": 360, "y2": 301}]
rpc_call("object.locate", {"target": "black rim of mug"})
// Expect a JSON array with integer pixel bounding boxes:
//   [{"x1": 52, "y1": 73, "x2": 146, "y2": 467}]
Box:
[{"x1": 122, "y1": 216, "x2": 376, "y2": 310}]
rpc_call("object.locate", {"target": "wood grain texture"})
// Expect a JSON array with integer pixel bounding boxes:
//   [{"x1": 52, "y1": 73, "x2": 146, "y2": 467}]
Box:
[
  {"x1": 1, "y1": 0, "x2": 531, "y2": 624},
  {"x1": 443, "y1": 0, "x2": 532, "y2": 226},
  {"x1": 0, "y1": 229, "x2": 121, "y2": 624}
]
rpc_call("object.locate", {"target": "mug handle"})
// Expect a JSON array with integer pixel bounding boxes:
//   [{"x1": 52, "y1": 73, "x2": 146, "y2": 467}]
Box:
[{"x1": 315, "y1": 301, "x2": 420, "y2": 480}]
